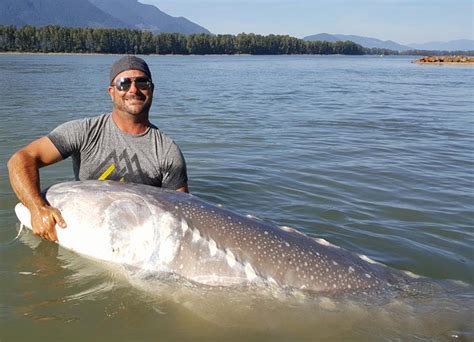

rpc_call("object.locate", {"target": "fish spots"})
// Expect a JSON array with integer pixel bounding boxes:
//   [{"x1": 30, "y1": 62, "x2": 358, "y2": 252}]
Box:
[{"x1": 161, "y1": 191, "x2": 391, "y2": 293}]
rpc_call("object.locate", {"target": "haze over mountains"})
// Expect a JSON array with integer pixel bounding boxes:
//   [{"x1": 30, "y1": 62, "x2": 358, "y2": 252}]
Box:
[
  {"x1": 304, "y1": 33, "x2": 474, "y2": 52},
  {"x1": 0, "y1": 0, "x2": 210, "y2": 34},
  {"x1": 407, "y1": 39, "x2": 474, "y2": 51}
]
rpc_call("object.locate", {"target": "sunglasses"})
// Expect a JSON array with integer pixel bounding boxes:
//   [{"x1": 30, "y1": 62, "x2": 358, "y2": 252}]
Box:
[{"x1": 114, "y1": 77, "x2": 153, "y2": 91}]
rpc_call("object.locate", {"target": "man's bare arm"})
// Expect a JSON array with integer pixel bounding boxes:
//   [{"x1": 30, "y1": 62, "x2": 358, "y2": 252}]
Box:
[{"x1": 7, "y1": 136, "x2": 67, "y2": 241}]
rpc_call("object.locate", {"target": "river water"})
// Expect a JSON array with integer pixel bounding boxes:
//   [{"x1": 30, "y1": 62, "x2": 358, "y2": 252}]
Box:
[{"x1": 0, "y1": 54, "x2": 473, "y2": 340}]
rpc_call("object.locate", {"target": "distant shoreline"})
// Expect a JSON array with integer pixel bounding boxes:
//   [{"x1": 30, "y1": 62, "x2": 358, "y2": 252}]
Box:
[
  {"x1": 0, "y1": 52, "x2": 441, "y2": 58},
  {"x1": 2, "y1": 52, "x2": 473, "y2": 62},
  {"x1": 413, "y1": 55, "x2": 474, "y2": 64},
  {"x1": 0, "y1": 52, "x2": 406, "y2": 57}
]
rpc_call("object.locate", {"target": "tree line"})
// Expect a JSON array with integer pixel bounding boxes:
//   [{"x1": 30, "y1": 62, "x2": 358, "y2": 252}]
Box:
[
  {"x1": 0, "y1": 25, "x2": 374, "y2": 55},
  {"x1": 1, "y1": 25, "x2": 472, "y2": 56}
]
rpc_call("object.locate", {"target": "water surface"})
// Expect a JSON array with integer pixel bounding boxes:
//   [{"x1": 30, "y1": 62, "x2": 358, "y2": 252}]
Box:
[{"x1": 0, "y1": 54, "x2": 473, "y2": 340}]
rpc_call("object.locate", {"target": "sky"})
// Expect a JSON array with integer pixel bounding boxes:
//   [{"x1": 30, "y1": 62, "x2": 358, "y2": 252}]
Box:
[{"x1": 140, "y1": 0, "x2": 473, "y2": 44}]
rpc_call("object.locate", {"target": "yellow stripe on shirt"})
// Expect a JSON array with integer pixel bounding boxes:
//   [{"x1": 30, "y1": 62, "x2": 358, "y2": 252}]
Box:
[{"x1": 98, "y1": 163, "x2": 115, "y2": 180}]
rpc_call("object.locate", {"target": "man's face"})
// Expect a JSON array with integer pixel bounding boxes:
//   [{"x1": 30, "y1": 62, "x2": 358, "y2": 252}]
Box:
[{"x1": 108, "y1": 70, "x2": 154, "y2": 116}]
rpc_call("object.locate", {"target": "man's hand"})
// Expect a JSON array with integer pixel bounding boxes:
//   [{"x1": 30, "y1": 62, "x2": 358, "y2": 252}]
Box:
[
  {"x1": 30, "y1": 205, "x2": 67, "y2": 242},
  {"x1": 7, "y1": 136, "x2": 66, "y2": 242}
]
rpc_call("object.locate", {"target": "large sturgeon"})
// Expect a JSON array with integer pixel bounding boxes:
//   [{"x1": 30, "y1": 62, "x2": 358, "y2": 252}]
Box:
[{"x1": 15, "y1": 180, "x2": 413, "y2": 294}]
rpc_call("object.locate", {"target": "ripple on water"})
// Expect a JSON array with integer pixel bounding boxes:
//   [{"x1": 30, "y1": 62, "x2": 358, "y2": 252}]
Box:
[{"x1": 0, "y1": 55, "x2": 473, "y2": 340}]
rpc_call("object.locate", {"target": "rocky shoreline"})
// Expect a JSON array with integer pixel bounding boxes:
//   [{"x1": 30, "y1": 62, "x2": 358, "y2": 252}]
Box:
[{"x1": 414, "y1": 55, "x2": 474, "y2": 64}]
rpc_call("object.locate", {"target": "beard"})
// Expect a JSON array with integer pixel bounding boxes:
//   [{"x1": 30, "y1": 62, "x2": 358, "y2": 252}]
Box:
[{"x1": 114, "y1": 94, "x2": 153, "y2": 116}]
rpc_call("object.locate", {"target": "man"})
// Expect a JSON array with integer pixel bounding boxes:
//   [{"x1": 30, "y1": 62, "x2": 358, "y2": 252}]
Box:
[{"x1": 8, "y1": 55, "x2": 188, "y2": 242}]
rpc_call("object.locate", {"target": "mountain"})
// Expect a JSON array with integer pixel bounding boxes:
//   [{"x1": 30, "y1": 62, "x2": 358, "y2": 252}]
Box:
[
  {"x1": 89, "y1": 0, "x2": 210, "y2": 34},
  {"x1": 303, "y1": 33, "x2": 473, "y2": 52},
  {"x1": 0, "y1": 0, "x2": 126, "y2": 28},
  {"x1": 303, "y1": 33, "x2": 411, "y2": 51},
  {"x1": 0, "y1": 0, "x2": 210, "y2": 34},
  {"x1": 407, "y1": 39, "x2": 474, "y2": 51},
  {"x1": 304, "y1": 33, "x2": 337, "y2": 43}
]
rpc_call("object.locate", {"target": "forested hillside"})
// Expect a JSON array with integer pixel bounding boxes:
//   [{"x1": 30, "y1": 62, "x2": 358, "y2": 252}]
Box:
[{"x1": 0, "y1": 25, "x2": 391, "y2": 55}]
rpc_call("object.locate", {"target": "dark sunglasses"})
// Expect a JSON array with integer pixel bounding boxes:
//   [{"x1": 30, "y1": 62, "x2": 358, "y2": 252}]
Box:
[{"x1": 114, "y1": 77, "x2": 153, "y2": 91}]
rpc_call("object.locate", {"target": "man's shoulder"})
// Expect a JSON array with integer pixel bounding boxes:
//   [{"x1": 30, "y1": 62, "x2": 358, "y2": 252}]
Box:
[
  {"x1": 49, "y1": 113, "x2": 111, "y2": 141},
  {"x1": 77, "y1": 113, "x2": 112, "y2": 133},
  {"x1": 148, "y1": 123, "x2": 175, "y2": 143},
  {"x1": 56, "y1": 113, "x2": 110, "y2": 129},
  {"x1": 81, "y1": 113, "x2": 111, "y2": 126},
  {"x1": 147, "y1": 124, "x2": 183, "y2": 156}
]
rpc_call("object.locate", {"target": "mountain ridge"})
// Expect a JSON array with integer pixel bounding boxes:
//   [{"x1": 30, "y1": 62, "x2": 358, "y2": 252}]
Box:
[
  {"x1": 0, "y1": 0, "x2": 126, "y2": 28},
  {"x1": 0, "y1": 0, "x2": 210, "y2": 34},
  {"x1": 407, "y1": 39, "x2": 474, "y2": 51},
  {"x1": 89, "y1": 0, "x2": 211, "y2": 34},
  {"x1": 303, "y1": 33, "x2": 474, "y2": 52}
]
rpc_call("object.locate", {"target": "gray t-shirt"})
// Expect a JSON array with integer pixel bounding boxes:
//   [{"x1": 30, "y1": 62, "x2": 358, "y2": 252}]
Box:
[{"x1": 48, "y1": 113, "x2": 187, "y2": 190}]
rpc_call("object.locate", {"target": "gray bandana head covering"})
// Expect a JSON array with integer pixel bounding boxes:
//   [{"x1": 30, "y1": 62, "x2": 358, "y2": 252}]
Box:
[{"x1": 110, "y1": 55, "x2": 152, "y2": 83}]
